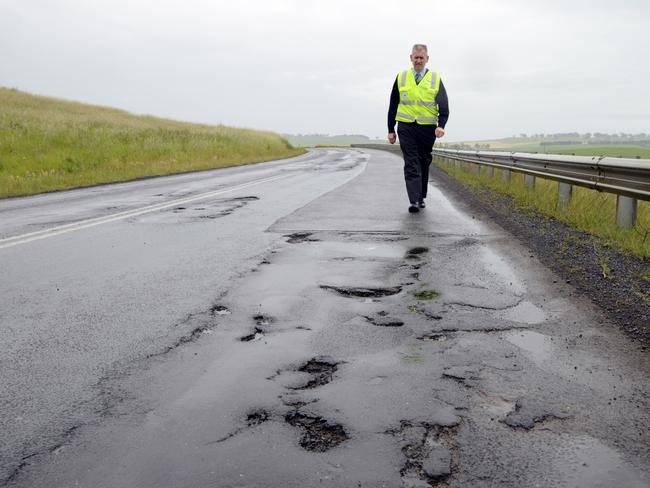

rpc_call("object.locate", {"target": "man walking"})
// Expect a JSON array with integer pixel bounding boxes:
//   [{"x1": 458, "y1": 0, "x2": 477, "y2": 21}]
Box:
[{"x1": 388, "y1": 44, "x2": 449, "y2": 213}]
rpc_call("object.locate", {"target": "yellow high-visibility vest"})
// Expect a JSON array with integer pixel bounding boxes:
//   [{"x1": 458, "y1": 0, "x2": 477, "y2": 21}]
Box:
[{"x1": 395, "y1": 69, "x2": 441, "y2": 125}]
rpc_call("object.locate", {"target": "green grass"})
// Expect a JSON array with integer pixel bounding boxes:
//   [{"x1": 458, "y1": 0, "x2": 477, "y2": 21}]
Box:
[
  {"x1": 510, "y1": 144, "x2": 650, "y2": 159},
  {"x1": 0, "y1": 87, "x2": 304, "y2": 197},
  {"x1": 434, "y1": 161, "x2": 650, "y2": 259}
]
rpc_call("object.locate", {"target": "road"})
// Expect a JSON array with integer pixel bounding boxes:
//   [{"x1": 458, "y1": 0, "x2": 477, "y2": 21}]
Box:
[{"x1": 1, "y1": 148, "x2": 648, "y2": 487}]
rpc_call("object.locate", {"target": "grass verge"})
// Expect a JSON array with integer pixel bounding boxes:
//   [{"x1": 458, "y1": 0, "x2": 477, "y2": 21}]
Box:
[
  {"x1": 0, "y1": 87, "x2": 304, "y2": 198},
  {"x1": 433, "y1": 160, "x2": 650, "y2": 259}
]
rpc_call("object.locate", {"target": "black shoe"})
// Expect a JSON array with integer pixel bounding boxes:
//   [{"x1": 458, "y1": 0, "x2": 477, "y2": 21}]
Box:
[
  {"x1": 418, "y1": 200, "x2": 426, "y2": 208},
  {"x1": 408, "y1": 204, "x2": 420, "y2": 213}
]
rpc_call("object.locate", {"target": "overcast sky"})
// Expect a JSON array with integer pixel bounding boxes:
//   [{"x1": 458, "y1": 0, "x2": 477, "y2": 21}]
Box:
[{"x1": 1, "y1": 0, "x2": 649, "y2": 141}]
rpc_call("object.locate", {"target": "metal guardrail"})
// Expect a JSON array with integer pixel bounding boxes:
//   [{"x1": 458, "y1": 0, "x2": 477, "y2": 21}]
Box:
[
  {"x1": 352, "y1": 144, "x2": 650, "y2": 227},
  {"x1": 431, "y1": 149, "x2": 650, "y2": 202}
]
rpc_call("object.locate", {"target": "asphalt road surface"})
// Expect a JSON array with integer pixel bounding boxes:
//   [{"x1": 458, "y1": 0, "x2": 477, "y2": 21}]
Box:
[{"x1": 1, "y1": 148, "x2": 648, "y2": 487}]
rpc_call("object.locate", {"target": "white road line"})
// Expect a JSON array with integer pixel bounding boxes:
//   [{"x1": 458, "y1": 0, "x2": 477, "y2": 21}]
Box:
[{"x1": 0, "y1": 173, "x2": 292, "y2": 250}]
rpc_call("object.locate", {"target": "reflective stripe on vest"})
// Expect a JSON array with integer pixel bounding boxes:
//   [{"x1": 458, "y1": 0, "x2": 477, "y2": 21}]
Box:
[
  {"x1": 395, "y1": 69, "x2": 441, "y2": 125},
  {"x1": 396, "y1": 111, "x2": 415, "y2": 121}
]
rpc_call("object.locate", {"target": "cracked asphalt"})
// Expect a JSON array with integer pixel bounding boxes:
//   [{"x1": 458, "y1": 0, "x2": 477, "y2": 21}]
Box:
[{"x1": 1, "y1": 148, "x2": 648, "y2": 487}]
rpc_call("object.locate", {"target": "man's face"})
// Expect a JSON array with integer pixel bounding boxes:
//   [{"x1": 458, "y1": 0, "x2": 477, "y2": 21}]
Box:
[{"x1": 410, "y1": 49, "x2": 429, "y2": 72}]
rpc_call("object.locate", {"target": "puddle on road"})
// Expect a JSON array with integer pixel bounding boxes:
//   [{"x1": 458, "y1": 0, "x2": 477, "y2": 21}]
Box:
[
  {"x1": 505, "y1": 330, "x2": 553, "y2": 364},
  {"x1": 477, "y1": 391, "x2": 516, "y2": 417},
  {"x1": 502, "y1": 301, "x2": 546, "y2": 324},
  {"x1": 323, "y1": 241, "x2": 407, "y2": 260},
  {"x1": 545, "y1": 434, "x2": 648, "y2": 488},
  {"x1": 480, "y1": 247, "x2": 525, "y2": 295}
]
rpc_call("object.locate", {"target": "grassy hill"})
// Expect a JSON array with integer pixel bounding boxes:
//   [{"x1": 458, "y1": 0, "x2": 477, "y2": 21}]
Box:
[
  {"x1": 284, "y1": 133, "x2": 385, "y2": 147},
  {"x1": 0, "y1": 88, "x2": 304, "y2": 198}
]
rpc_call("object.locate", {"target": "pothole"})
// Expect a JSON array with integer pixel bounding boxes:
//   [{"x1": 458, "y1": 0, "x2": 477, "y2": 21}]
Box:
[
  {"x1": 418, "y1": 332, "x2": 450, "y2": 342},
  {"x1": 320, "y1": 285, "x2": 402, "y2": 298},
  {"x1": 285, "y1": 232, "x2": 320, "y2": 244},
  {"x1": 284, "y1": 412, "x2": 349, "y2": 452},
  {"x1": 210, "y1": 305, "x2": 231, "y2": 316},
  {"x1": 240, "y1": 327, "x2": 265, "y2": 342},
  {"x1": 230, "y1": 196, "x2": 259, "y2": 202},
  {"x1": 253, "y1": 314, "x2": 274, "y2": 326},
  {"x1": 246, "y1": 409, "x2": 269, "y2": 427},
  {"x1": 406, "y1": 247, "x2": 429, "y2": 257},
  {"x1": 363, "y1": 315, "x2": 404, "y2": 327},
  {"x1": 289, "y1": 357, "x2": 339, "y2": 389}
]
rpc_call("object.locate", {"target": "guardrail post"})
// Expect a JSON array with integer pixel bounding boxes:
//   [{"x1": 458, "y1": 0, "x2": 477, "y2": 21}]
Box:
[
  {"x1": 486, "y1": 166, "x2": 494, "y2": 177},
  {"x1": 557, "y1": 183, "x2": 572, "y2": 208},
  {"x1": 471, "y1": 163, "x2": 480, "y2": 175},
  {"x1": 524, "y1": 174, "x2": 536, "y2": 189},
  {"x1": 502, "y1": 169, "x2": 511, "y2": 182},
  {"x1": 616, "y1": 195, "x2": 637, "y2": 228}
]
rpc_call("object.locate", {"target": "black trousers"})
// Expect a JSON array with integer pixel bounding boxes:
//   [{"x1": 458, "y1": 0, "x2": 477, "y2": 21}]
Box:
[{"x1": 397, "y1": 122, "x2": 437, "y2": 204}]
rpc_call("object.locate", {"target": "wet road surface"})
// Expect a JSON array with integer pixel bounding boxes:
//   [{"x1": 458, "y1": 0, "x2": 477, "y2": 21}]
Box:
[{"x1": 1, "y1": 148, "x2": 649, "y2": 487}]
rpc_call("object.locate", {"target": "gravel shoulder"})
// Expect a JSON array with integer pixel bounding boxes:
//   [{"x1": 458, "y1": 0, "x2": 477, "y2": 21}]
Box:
[{"x1": 430, "y1": 163, "x2": 650, "y2": 346}]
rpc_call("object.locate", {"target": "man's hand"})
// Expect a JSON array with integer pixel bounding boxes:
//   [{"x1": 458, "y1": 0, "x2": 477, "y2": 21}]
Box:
[
  {"x1": 435, "y1": 127, "x2": 445, "y2": 138},
  {"x1": 388, "y1": 132, "x2": 397, "y2": 144}
]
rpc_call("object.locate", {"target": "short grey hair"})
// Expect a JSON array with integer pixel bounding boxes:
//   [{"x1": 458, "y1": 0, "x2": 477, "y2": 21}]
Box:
[{"x1": 412, "y1": 44, "x2": 428, "y2": 53}]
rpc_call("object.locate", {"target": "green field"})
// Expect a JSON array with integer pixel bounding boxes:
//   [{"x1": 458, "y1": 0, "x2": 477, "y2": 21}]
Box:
[
  {"x1": 509, "y1": 144, "x2": 650, "y2": 159},
  {"x1": 443, "y1": 135, "x2": 650, "y2": 160},
  {"x1": 0, "y1": 88, "x2": 304, "y2": 198},
  {"x1": 434, "y1": 160, "x2": 650, "y2": 259}
]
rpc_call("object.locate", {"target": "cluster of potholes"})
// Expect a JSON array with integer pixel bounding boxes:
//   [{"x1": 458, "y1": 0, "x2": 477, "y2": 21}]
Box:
[
  {"x1": 217, "y1": 301, "x2": 350, "y2": 452},
  {"x1": 225, "y1": 238, "x2": 461, "y2": 483},
  {"x1": 279, "y1": 357, "x2": 349, "y2": 452},
  {"x1": 212, "y1": 354, "x2": 349, "y2": 452},
  {"x1": 210, "y1": 233, "x2": 562, "y2": 482}
]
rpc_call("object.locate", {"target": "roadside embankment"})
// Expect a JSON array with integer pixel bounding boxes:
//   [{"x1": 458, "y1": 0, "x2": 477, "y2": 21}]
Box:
[{"x1": 0, "y1": 88, "x2": 304, "y2": 198}]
